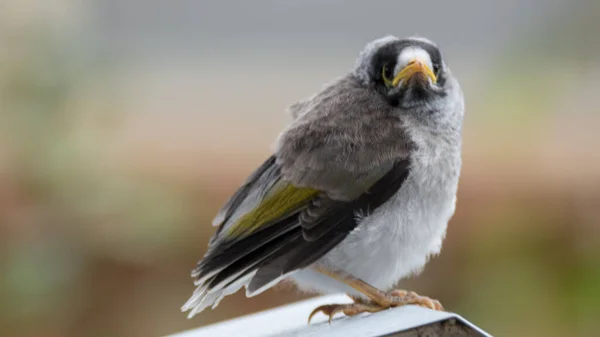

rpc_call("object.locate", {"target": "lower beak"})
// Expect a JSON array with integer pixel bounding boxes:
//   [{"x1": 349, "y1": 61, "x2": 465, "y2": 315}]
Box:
[{"x1": 392, "y1": 59, "x2": 437, "y2": 87}]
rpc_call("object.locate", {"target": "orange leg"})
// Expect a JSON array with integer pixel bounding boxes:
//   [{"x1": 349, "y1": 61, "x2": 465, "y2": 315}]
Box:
[{"x1": 308, "y1": 268, "x2": 444, "y2": 324}]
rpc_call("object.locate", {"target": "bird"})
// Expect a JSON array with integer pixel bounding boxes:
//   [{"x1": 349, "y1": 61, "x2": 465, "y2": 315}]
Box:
[{"x1": 182, "y1": 35, "x2": 465, "y2": 322}]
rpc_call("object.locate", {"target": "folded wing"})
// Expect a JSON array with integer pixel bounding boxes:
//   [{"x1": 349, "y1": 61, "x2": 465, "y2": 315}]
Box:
[{"x1": 183, "y1": 75, "x2": 413, "y2": 317}]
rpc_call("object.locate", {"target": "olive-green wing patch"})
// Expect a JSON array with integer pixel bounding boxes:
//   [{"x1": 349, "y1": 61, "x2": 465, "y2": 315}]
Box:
[{"x1": 225, "y1": 183, "x2": 319, "y2": 238}]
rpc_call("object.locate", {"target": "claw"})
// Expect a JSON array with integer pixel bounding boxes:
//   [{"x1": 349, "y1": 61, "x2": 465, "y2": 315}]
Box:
[
  {"x1": 307, "y1": 308, "x2": 320, "y2": 324},
  {"x1": 308, "y1": 304, "x2": 345, "y2": 324},
  {"x1": 431, "y1": 299, "x2": 444, "y2": 311},
  {"x1": 308, "y1": 301, "x2": 386, "y2": 324}
]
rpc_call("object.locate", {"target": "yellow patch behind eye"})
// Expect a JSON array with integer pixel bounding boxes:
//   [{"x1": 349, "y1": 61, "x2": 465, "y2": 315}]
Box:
[{"x1": 382, "y1": 65, "x2": 394, "y2": 88}]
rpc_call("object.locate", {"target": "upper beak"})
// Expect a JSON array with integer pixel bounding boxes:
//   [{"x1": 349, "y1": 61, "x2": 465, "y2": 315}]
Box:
[{"x1": 392, "y1": 59, "x2": 437, "y2": 87}]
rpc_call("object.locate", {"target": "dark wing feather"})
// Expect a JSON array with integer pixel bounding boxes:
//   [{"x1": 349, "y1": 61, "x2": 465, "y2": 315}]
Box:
[
  {"x1": 205, "y1": 216, "x2": 302, "y2": 290},
  {"x1": 195, "y1": 160, "x2": 410, "y2": 296},
  {"x1": 195, "y1": 213, "x2": 298, "y2": 281},
  {"x1": 247, "y1": 159, "x2": 410, "y2": 293},
  {"x1": 191, "y1": 75, "x2": 413, "y2": 300},
  {"x1": 301, "y1": 160, "x2": 410, "y2": 242},
  {"x1": 210, "y1": 155, "x2": 279, "y2": 243}
]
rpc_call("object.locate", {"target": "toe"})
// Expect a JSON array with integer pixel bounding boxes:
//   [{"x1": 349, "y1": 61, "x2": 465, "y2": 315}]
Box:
[
  {"x1": 389, "y1": 289, "x2": 408, "y2": 297},
  {"x1": 412, "y1": 296, "x2": 444, "y2": 311},
  {"x1": 431, "y1": 299, "x2": 444, "y2": 311},
  {"x1": 340, "y1": 305, "x2": 363, "y2": 317},
  {"x1": 419, "y1": 297, "x2": 437, "y2": 310},
  {"x1": 386, "y1": 290, "x2": 445, "y2": 312},
  {"x1": 307, "y1": 302, "x2": 386, "y2": 324},
  {"x1": 308, "y1": 304, "x2": 345, "y2": 324},
  {"x1": 307, "y1": 308, "x2": 320, "y2": 324},
  {"x1": 308, "y1": 305, "x2": 329, "y2": 324}
]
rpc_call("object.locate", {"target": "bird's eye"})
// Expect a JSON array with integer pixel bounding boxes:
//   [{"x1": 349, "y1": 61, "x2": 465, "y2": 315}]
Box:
[
  {"x1": 432, "y1": 63, "x2": 440, "y2": 76},
  {"x1": 381, "y1": 64, "x2": 394, "y2": 88}
]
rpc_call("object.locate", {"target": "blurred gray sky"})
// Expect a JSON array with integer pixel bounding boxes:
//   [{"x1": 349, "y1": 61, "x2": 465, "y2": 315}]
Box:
[
  {"x1": 36, "y1": 0, "x2": 592, "y2": 169},
  {"x1": 86, "y1": 0, "x2": 575, "y2": 63}
]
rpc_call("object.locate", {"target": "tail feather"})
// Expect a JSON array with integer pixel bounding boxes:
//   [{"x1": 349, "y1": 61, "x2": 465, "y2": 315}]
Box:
[
  {"x1": 182, "y1": 272, "x2": 255, "y2": 318},
  {"x1": 182, "y1": 215, "x2": 302, "y2": 318}
]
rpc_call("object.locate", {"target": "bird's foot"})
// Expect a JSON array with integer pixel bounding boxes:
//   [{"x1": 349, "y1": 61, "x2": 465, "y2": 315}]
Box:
[
  {"x1": 310, "y1": 268, "x2": 444, "y2": 324},
  {"x1": 308, "y1": 300, "x2": 385, "y2": 324},
  {"x1": 382, "y1": 289, "x2": 444, "y2": 311},
  {"x1": 307, "y1": 291, "x2": 443, "y2": 324}
]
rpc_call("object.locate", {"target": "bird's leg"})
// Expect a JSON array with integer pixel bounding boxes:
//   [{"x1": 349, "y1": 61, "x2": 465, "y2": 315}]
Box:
[{"x1": 308, "y1": 267, "x2": 443, "y2": 322}]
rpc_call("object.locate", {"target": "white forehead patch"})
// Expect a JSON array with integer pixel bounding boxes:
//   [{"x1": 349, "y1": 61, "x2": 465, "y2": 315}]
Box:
[{"x1": 394, "y1": 47, "x2": 433, "y2": 75}]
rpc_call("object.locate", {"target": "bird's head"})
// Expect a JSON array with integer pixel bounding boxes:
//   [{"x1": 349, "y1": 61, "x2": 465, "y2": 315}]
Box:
[{"x1": 354, "y1": 36, "x2": 461, "y2": 117}]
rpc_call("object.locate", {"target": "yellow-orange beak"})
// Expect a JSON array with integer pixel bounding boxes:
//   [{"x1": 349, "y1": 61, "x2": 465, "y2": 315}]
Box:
[{"x1": 392, "y1": 59, "x2": 437, "y2": 87}]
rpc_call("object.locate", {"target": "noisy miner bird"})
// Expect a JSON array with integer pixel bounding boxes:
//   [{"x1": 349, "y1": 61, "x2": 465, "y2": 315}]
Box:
[{"x1": 182, "y1": 35, "x2": 464, "y2": 322}]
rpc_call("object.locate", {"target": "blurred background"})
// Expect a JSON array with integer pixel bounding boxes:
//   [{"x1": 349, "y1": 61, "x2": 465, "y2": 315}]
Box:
[{"x1": 1, "y1": 0, "x2": 599, "y2": 336}]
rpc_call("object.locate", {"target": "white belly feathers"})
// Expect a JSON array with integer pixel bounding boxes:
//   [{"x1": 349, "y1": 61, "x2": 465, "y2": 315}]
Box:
[{"x1": 289, "y1": 125, "x2": 461, "y2": 295}]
